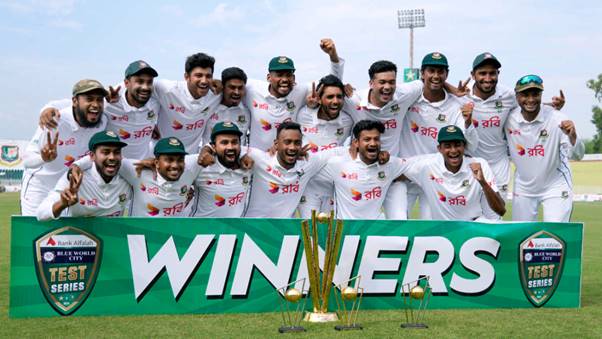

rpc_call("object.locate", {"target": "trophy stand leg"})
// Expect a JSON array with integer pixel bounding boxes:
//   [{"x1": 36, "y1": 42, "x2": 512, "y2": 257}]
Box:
[
  {"x1": 278, "y1": 326, "x2": 306, "y2": 333},
  {"x1": 401, "y1": 323, "x2": 428, "y2": 329},
  {"x1": 334, "y1": 324, "x2": 363, "y2": 331}
]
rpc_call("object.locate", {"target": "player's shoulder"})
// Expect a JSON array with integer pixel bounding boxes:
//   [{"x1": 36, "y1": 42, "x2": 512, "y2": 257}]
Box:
[{"x1": 296, "y1": 106, "x2": 316, "y2": 123}]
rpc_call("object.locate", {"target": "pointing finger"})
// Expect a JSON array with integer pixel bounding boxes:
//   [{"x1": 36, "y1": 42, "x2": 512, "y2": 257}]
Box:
[{"x1": 560, "y1": 89, "x2": 565, "y2": 99}]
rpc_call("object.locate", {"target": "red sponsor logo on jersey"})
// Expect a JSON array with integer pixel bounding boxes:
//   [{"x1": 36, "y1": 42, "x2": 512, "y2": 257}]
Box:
[
  {"x1": 64, "y1": 155, "x2": 75, "y2": 167},
  {"x1": 253, "y1": 100, "x2": 269, "y2": 110},
  {"x1": 79, "y1": 198, "x2": 85, "y2": 205},
  {"x1": 169, "y1": 103, "x2": 186, "y2": 113},
  {"x1": 319, "y1": 142, "x2": 338, "y2": 151},
  {"x1": 58, "y1": 137, "x2": 76, "y2": 146},
  {"x1": 133, "y1": 126, "x2": 154, "y2": 139},
  {"x1": 526, "y1": 145, "x2": 545, "y2": 157},
  {"x1": 447, "y1": 195, "x2": 467, "y2": 206},
  {"x1": 268, "y1": 181, "x2": 299, "y2": 194},
  {"x1": 214, "y1": 194, "x2": 226, "y2": 207},
  {"x1": 437, "y1": 191, "x2": 447, "y2": 202},
  {"x1": 111, "y1": 114, "x2": 129, "y2": 122},
  {"x1": 266, "y1": 165, "x2": 283, "y2": 178},
  {"x1": 162, "y1": 202, "x2": 185, "y2": 216},
  {"x1": 480, "y1": 116, "x2": 501, "y2": 128},
  {"x1": 351, "y1": 188, "x2": 362, "y2": 201},
  {"x1": 411, "y1": 121, "x2": 438, "y2": 139},
  {"x1": 227, "y1": 192, "x2": 245, "y2": 206},
  {"x1": 307, "y1": 142, "x2": 319, "y2": 153},
  {"x1": 409, "y1": 106, "x2": 420, "y2": 113},
  {"x1": 303, "y1": 126, "x2": 318, "y2": 134},
  {"x1": 172, "y1": 119, "x2": 184, "y2": 130},
  {"x1": 268, "y1": 181, "x2": 279, "y2": 194},
  {"x1": 341, "y1": 172, "x2": 358, "y2": 180},
  {"x1": 185, "y1": 119, "x2": 205, "y2": 131},
  {"x1": 209, "y1": 113, "x2": 219, "y2": 121},
  {"x1": 516, "y1": 144, "x2": 526, "y2": 156},
  {"x1": 410, "y1": 121, "x2": 419, "y2": 133},
  {"x1": 351, "y1": 186, "x2": 382, "y2": 201},
  {"x1": 429, "y1": 173, "x2": 444, "y2": 184},
  {"x1": 472, "y1": 119, "x2": 479, "y2": 128},
  {"x1": 147, "y1": 203, "x2": 160, "y2": 216},
  {"x1": 118, "y1": 128, "x2": 131, "y2": 139},
  {"x1": 383, "y1": 119, "x2": 397, "y2": 129},
  {"x1": 80, "y1": 198, "x2": 98, "y2": 207},
  {"x1": 141, "y1": 183, "x2": 158, "y2": 195},
  {"x1": 206, "y1": 178, "x2": 225, "y2": 185},
  {"x1": 260, "y1": 119, "x2": 272, "y2": 131},
  {"x1": 507, "y1": 128, "x2": 521, "y2": 135}
]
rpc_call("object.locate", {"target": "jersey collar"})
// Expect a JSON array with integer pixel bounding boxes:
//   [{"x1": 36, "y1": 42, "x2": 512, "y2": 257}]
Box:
[
  {"x1": 436, "y1": 152, "x2": 470, "y2": 176},
  {"x1": 417, "y1": 90, "x2": 449, "y2": 108}
]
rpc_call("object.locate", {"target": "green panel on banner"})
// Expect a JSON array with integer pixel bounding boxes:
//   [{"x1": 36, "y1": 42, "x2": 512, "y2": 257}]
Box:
[{"x1": 9, "y1": 216, "x2": 582, "y2": 318}]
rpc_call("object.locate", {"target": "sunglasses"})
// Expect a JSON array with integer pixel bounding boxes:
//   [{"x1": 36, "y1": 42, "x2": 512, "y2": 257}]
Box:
[{"x1": 517, "y1": 74, "x2": 543, "y2": 86}]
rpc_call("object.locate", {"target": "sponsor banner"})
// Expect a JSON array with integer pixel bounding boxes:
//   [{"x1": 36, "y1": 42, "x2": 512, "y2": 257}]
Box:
[{"x1": 10, "y1": 217, "x2": 582, "y2": 318}]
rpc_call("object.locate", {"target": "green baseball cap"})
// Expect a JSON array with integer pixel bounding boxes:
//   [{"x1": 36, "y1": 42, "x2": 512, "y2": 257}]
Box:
[
  {"x1": 153, "y1": 137, "x2": 187, "y2": 156},
  {"x1": 515, "y1": 74, "x2": 544, "y2": 93},
  {"x1": 421, "y1": 52, "x2": 449, "y2": 68},
  {"x1": 124, "y1": 60, "x2": 159, "y2": 78},
  {"x1": 472, "y1": 52, "x2": 501, "y2": 70},
  {"x1": 72, "y1": 79, "x2": 109, "y2": 97},
  {"x1": 437, "y1": 125, "x2": 466, "y2": 144},
  {"x1": 210, "y1": 121, "x2": 243, "y2": 143},
  {"x1": 268, "y1": 56, "x2": 295, "y2": 72},
  {"x1": 88, "y1": 130, "x2": 128, "y2": 151}
]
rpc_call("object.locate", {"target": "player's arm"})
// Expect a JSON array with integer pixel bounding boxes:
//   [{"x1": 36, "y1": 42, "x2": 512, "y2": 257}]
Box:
[
  {"x1": 37, "y1": 169, "x2": 82, "y2": 220},
  {"x1": 470, "y1": 162, "x2": 505, "y2": 217},
  {"x1": 559, "y1": 119, "x2": 584, "y2": 160},
  {"x1": 452, "y1": 103, "x2": 480, "y2": 153}
]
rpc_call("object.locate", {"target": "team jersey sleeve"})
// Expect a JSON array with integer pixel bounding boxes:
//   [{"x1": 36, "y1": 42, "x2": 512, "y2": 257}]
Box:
[
  {"x1": 395, "y1": 80, "x2": 423, "y2": 104},
  {"x1": 118, "y1": 158, "x2": 140, "y2": 184},
  {"x1": 40, "y1": 98, "x2": 71, "y2": 113},
  {"x1": 398, "y1": 155, "x2": 426, "y2": 183},
  {"x1": 22, "y1": 127, "x2": 46, "y2": 168},
  {"x1": 450, "y1": 108, "x2": 480, "y2": 154},
  {"x1": 184, "y1": 154, "x2": 204, "y2": 178},
  {"x1": 36, "y1": 173, "x2": 70, "y2": 221},
  {"x1": 330, "y1": 58, "x2": 345, "y2": 81},
  {"x1": 343, "y1": 95, "x2": 362, "y2": 123}
]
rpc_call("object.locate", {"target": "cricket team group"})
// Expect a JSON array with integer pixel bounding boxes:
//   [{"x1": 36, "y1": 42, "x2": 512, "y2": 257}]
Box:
[{"x1": 19, "y1": 38, "x2": 584, "y2": 223}]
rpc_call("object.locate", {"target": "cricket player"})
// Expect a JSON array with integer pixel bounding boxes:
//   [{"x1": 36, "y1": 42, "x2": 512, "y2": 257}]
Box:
[
  {"x1": 322, "y1": 120, "x2": 409, "y2": 220},
  {"x1": 505, "y1": 75, "x2": 584, "y2": 222},
  {"x1": 201, "y1": 67, "x2": 251, "y2": 146},
  {"x1": 400, "y1": 125, "x2": 505, "y2": 221},
  {"x1": 38, "y1": 60, "x2": 161, "y2": 159},
  {"x1": 21, "y1": 79, "x2": 108, "y2": 216},
  {"x1": 399, "y1": 52, "x2": 479, "y2": 219},
  {"x1": 153, "y1": 53, "x2": 222, "y2": 152},
  {"x1": 192, "y1": 122, "x2": 251, "y2": 217},
  {"x1": 244, "y1": 38, "x2": 344, "y2": 151},
  {"x1": 36, "y1": 131, "x2": 132, "y2": 220},
  {"x1": 296, "y1": 75, "x2": 354, "y2": 218}
]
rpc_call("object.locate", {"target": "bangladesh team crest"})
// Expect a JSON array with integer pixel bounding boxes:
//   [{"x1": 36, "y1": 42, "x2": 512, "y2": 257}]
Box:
[
  {"x1": 34, "y1": 226, "x2": 102, "y2": 316},
  {"x1": 519, "y1": 231, "x2": 565, "y2": 307},
  {"x1": 0, "y1": 144, "x2": 21, "y2": 167}
]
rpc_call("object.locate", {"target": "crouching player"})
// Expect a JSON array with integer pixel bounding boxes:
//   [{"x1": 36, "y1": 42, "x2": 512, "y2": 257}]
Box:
[{"x1": 37, "y1": 131, "x2": 132, "y2": 220}]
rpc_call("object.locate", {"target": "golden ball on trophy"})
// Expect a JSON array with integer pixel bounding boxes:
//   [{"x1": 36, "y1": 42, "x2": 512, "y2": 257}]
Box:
[
  {"x1": 316, "y1": 212, "x2": 329, "y2": 224},
  {"x1": 341, "y1": 287, "x2": 358, "y2": 301},
  {"x1": 410, "y1": 286, "x2": 425, "y2": 300},
  {"x1": 284, "y1": 288, "x2": 302, "y2": 303}
]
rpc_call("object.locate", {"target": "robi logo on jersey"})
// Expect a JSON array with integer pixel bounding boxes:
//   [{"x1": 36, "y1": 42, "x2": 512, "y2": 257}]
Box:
[{"x1": 169, "y1": 103, "x2": 185, "y2": 113}]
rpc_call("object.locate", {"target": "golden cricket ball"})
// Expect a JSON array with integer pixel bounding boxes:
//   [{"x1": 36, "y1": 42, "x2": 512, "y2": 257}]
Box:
[
  {"x1": 284, "y1": 288, "x2": 302, "y2": 303},
  {"x1": 341, "y1": 287, "x2": 358, "y2": 301},
  {"x1": 316, "y1": 212, "x2": 329, "y2": 223},
  {"x1": 410, "y1": 286, "x2": 425, "y2": 300}
]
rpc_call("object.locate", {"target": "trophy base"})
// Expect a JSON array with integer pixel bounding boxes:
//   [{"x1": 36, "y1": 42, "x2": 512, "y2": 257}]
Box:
[
  {"x1": 278, "y1": 326, "x2": 306, "y2": 333},
  {"x1": 304, "y1": 312, "x2": 339, "y2": 322},
  {"x1": 335, "y1": 324, "x2": 363, "y2": 331},
  {"x1": 401, "y1": 323, "x2": 428, "y2": 329}
]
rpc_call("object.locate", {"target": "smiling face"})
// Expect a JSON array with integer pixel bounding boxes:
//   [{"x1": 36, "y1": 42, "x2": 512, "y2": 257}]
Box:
[
  {"x1": 125, "y1": 73, "x2": 154, "y2": 107},
  {"x1": 421, "y1": 66, "x2": 448, "y2": 92},
  {"x1": 516, "y1": 89, "x2": 542, "y2": 116},
  {"x1": 438, "y1": 140, "x2": 465, "y2": 173},
  {"x1": 222, "y1": 78, "x2": 246, "y2": 107},
  {"x1": 267, "y1": 70, "x2": 295, "y2": 98},
  {"x1": 91, "y1": 145, "x2": 123, "y2": 182},
  {"x1": 275, "y1": 128, "x2": 302, "y2": 169},
  {"x1": 471, "y1": 64, "x2": 499, "y2": 97},
  {"x1": 213, "y1": 133, "x2": 241, "y2": 169},
  {"x1": 354, "y1": 128, "x2": 381, "y2": 165},
  {"x1": 72, "y1": 90, "x2": 105, "y2": 127},
  {"x1": 155, "y1": 154, "x2": 185, "y2": 181},
  {"x1": 369, "y1": 71, "x2": 396, "y2": 107},
  {"x1": 185, "y1": 66, "x2": 213, "y2": 99},
  {"x1": 318, "y1": 86, "x2": 344, "y2": 120}
]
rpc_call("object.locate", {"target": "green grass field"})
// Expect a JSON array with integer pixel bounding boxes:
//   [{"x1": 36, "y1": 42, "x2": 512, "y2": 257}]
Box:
[{"x1": 1, "y1": 187, "x2": 601, "y2": 337}]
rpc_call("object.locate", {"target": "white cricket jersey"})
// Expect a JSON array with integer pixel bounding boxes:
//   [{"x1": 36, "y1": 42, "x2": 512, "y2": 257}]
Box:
[
  {"x1": 460, "y1": 85, "x2": 516, "y2": 187},
  {"x1": 402, "y1": 153, "x2": 498, "y2": 221},
  {"x1": 154, "y1": 79, "x2": 221, "y2": 153},
  {"x1": 344, "y1": 80, "x2": 423, "y2": 156},
  {"x1": 21, "y1": 106, "x2": 106, "y2": 205},
  {"x1": 505, "y1": 105, "x2": 584, "y2": 197},
  {"x1": 36, "y1": 164, "x2": 132, "y2": 220},
  {"x1": 297, "y1": 106, "x2": 354, "y2": 199},
  {"x1": 399, "y1": 91, "x2": 480, "y2": 158},
  {"x1": 201, "y1": 103, "x2": 251, "y2": 146},
  {"x1": 243, "y1": 60, "x2": 344, "y2": 151},
  {"x1": 323, "y1": 154, "x2": 406, "y2": 220},
  {"x1": 243, "y1": 147, "x2": 336, "y2": 218},
  {"x1": 192, "y1": 160, "x2": 251, "y2": 217},
  {"x1": 118, "y1": 155, "x2": 203, "y2": 217}
]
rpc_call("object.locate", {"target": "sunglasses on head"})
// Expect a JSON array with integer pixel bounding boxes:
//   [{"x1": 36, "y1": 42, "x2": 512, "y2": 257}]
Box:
[{"x1": 517, "y1": 74, "x2": 543, "y2": 86}]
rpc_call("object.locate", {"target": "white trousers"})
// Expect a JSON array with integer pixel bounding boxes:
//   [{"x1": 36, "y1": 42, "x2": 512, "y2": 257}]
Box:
[{"x1": 512, "y1": 193, "x2": 573, "y2": 222}]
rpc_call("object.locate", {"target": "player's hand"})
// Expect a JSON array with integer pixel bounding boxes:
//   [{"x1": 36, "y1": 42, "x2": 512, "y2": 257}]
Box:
[
  {"x1": 298, "y1": 144, "x2": 311, "y2": 160},
  {"x1": 559, "y1": 120, "x2": 577, "y2": 145},
  {"x1": 344, "y1": 83, "x2": 355, "y2": 98},
  {"x1": 461, "y1": 102, "x2": 474, "y2": 129},
  {"x1": 378, "y1": 150, "x2": 390, "y2": 164},
  {"x1": 210, "y1": 79, "x2": 223, "y2": 94},
  {"x1": 39, "y1": 107, "x2": 60, "y2": 129},
  {"x1": 59, "y1": 188, "x2": 78, "y2": 207},
  {"x1": 348, "y1": 144, "x2": 358, "y2": 158},
  {"x1": 198, "y1": 145, "x2": 216, "y2": 167},
  {"x1": 469, "y1": 162, "x2": 485, "y2": 183},
  {"x1": 184, "y1": 185, "x2": 194, "y2": 207},
  {"x1": 41, "y1": 131, "x2": 59, "y2": 162},
  {"x1": 151, "y1": 125, "x2": 161, "y2": 140},
  {"x1": 457, "y1": 77, "x2": 471, "y2": 96},
  {"x1": 306, "y1": 82, "x2": 320, "y2": 109},
  {"x1": 240, "y1": 154, "x2": 254, "y2": 170},
  {"x1": 320, "y1": 38, "x2": 339, "y2": 62},
  {"x1": 544, "y1": 90, "x2": 565, "y2": 110},
  {"x1": 134, "y1": 158, "x2": 157, "y2": 179},
  {"x1": 69, "y1": 167, "x2": 83, "y2": 193},
  {"x1": 68, "y1": 164, "x2": 83, "y2": 182},
  {"x1": 107, "y1": 85, "x2": 121, "y2": 104}
]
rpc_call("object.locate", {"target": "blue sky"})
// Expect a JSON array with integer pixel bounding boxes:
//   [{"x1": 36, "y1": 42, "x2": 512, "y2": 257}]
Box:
[{"x1": 1, "y1": 0, "x2": 600, "y2": 140}]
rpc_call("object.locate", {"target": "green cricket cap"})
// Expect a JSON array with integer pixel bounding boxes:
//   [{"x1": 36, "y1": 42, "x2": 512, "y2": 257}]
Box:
[
  {"x1": 437, "y1": 125, "x2": 466, "y2": 144},
  {"x1": 268, "y1": 56, "x2": 295, "y2": 72},
  {"x1": 124, "y1": 60, "x2": 158, "y2": 78},
  {"x1": 421, "y1": 52, "x2": 449, "y2": 68},
  {"x1": 88, "y1": 130, "x2": 128, "y2": 151},
  {"x1": 154, "y1": 137, "x2": 187, "y2": 156},
  {"x1": 472, "y1": 52, "x2": 501, "y2": 70},
  {"x1": 514, "y1": 74, "x2": 544, "y2": 93},
  {"x1": 72, "y1": 79, "x2": 108, "y2": 97},
  {"x1": 210, "y1": 121, "x2": 243, "y2": 143}
]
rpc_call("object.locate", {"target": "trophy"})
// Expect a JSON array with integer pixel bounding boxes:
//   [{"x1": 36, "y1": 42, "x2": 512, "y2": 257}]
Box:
[
  {"x1": 333, "y1": 275, "x2": 363, "y2": 331},
  {"x1": 276, "y1": 278, "x2": 308, "y2": 333},
  {"x1": 300, "y1": 210, "x2": 344, "y2": 322},
  {"x1": 400, "y1": 276, "x2": 432, "y2": 329}
]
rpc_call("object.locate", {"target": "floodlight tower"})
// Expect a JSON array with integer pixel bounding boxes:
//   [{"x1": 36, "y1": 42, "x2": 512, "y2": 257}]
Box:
[{"x1": 397, "y1": 9, "x2": 425, "y2": 69}]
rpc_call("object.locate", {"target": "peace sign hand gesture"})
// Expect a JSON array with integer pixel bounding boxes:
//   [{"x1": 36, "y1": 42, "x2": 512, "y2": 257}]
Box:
[
  {"x1": 306, "y1": 82, "x2": 319, "y2": 109},
  {"x1": 41, "y1": 131, "x2": 59, "y2": 162}
]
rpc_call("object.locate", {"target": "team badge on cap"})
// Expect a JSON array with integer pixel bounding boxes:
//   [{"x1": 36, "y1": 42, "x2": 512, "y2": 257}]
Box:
[
  {"x1": 278, "y1": 57, "x2": 289, "y2": 64},
  {"x1": 432, "y1": 52, "x2": 442, "y2": 59},
  {"x1": 446, "y1": 126, "x2": 457, "y2": 133},
  {"x1": 168, "y1": 138, "x2": 180, "y2": 146},
  {"x1": 106, "y1": 131, "x2": 117, "y2": 137},
  {"x1": 222, "y1": 121, "x2": 234, "y2": 127}
]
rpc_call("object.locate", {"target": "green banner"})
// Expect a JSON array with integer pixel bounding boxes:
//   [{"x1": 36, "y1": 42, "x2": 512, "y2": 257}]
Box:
[{"x1": 9, "y1": 216, "x2": 583, "y2": 318}]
